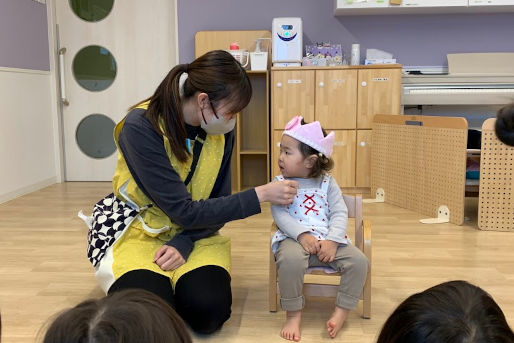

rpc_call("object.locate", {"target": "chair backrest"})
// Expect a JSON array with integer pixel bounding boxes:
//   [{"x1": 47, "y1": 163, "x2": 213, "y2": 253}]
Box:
[
  {"x1": 343, "y1": 194, "x2": 363, "y2": 251},
  {"x1": 343, "y1": 194, "x2": 362, "y2": 220}
]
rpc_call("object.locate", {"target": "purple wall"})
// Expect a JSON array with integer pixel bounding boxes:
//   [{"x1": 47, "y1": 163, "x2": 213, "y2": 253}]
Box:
[
  {"x1": 0, "y1": 0, "x2": 49, "y2": 71},
  {"x1": 177, "y1": 0, "x2": 514, "y2": 67}
]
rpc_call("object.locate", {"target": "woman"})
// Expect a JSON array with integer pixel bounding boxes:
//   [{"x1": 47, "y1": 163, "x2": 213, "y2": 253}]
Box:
[{"x1": 83, "y1": 50, "x2": 298, "y2": 334}]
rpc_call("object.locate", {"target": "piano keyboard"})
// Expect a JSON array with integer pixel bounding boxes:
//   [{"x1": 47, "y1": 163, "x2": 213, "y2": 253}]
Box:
[
  {"x1": 407, "y1": 88, "x2": 514, "y2": 94},
  {"x1": 402, "y1": 74, "x2": 514, "y2": 105}
]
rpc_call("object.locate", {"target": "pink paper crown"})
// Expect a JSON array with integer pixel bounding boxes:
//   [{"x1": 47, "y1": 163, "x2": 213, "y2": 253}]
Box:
[{"x1": 282, "y1": 116, "x2": 335, "y2": 157}]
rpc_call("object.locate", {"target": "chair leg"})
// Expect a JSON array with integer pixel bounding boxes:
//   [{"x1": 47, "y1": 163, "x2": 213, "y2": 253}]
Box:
[
  {"x1": 362, "y1": 218, "x2": 372, "y2": 319},
  {"x1": 362, "y1": 269, "x2": 371, "y2": 319},
  {"x1": 269, "y1": 250, "x2": 278, "y2": 312}
]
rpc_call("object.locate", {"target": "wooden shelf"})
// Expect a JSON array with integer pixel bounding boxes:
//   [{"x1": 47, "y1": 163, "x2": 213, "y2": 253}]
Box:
[
  {"x1": 240, "y1": 150, "x2": 268, "y2": 155},
  {"x1": 195, "y1": 30, "x2": 271, "y2": 192},
  {"x1": 246, "y1": 70, "x2": 268, "y2": 75},
  {"x1": 240, "y1": 155, "x2": 268, "y2": 190}
]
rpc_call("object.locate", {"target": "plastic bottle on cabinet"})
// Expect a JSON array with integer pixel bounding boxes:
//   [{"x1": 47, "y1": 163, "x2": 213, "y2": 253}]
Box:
[{"x1": 351, "y1": 44, "x2": 360, "y2": 65}]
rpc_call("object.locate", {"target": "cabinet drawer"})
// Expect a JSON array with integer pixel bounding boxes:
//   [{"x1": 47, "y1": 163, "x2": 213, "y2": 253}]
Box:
[
  {"x1": 356, "y1": 130, "x2": 372, "y2": 187},
  {"x1": 272, "y1": 130, "x2": 282, "y2": 178},
  {"x1": 272, "y1": 70, "x2": 315, "y2": 129},
  {"x1": 357, "y1": 69, "x2": 401, "y2": 129},
  {"x1": 331, "y1": 130, "x2": 356, "y2": 187},
  {"x1": 315, "y1": 70, "x2": 358, "y2": 129}
]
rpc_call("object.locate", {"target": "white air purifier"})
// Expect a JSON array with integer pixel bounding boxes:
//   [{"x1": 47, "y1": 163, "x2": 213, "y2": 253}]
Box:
[{"x1": 272, "y1": 17, "x2": 302, "y2": 67}]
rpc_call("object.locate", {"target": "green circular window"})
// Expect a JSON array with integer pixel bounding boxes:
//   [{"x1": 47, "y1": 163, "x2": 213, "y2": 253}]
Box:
[
  {"x1": 73, "y1": 45, "x2": 117, "y2": 92},
  {"x1": 76, "y1": 114, "x2": 116, "y2": 159},
  {"x1": 69, "y1": 0, "x2": 114, "y2": 22}
]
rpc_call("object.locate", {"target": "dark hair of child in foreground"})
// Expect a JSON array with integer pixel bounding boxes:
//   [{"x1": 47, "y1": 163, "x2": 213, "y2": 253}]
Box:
[
  {"x1": 42, "y1": 289, "x2": 192, "y2": 343},
  {"x1": 376, "y1": 280, "x2": 514, "y2": 343}
]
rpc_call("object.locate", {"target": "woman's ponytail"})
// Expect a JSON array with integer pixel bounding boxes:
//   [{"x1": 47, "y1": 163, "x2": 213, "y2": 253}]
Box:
[{"x1": 132, "y1": 64, "x2": 190, "y2": 162}]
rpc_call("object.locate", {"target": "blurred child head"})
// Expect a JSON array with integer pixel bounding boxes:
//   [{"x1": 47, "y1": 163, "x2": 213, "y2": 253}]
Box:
[
  {"x1": 376, "y1": 280, "x2": 514, "y2": 343},
  {"x1": 495, "y1": 103, "x2": 514, "y2": 147},
  {"x1": 279, "y1": 116, "x2": 334, "y2": 178},
  {"x1": 42, "y1": 289, "x2": 192, "y2": 343}
]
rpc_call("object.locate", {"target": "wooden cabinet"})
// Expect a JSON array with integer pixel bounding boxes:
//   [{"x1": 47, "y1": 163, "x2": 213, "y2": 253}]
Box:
[
  {"x1": 195, "y1": 30, "x2": 272, "y2": 192},
  {"x1": 332, "y1": 130, "x2": 356, "y2": 187},
  {"x1": 233, "y1": 71, "x2": 269, "y2": 191},
  {"x1": 356, "y1": 130, "x2": 372, "y2": 187},
  {"x1": 357, "y1": 68, "x2": 401, "y2": 129},
  {"x1": 271, "y1": 65, "x2": 401, "y2": 189},
  {"x1": 315, "y1": 70, "x2": 357, "y2": 129},
  {"x1": 271, "y1": 70, "x2": 315, "y2": 130},
  {"x1": 272, "y1": 130, "x2": 281, "y2": 179}
]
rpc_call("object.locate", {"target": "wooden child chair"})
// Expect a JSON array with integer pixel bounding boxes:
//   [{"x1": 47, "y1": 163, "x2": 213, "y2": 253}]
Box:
[{"x1": 268, "y1": 194, "x2": 372, "y2": 318}]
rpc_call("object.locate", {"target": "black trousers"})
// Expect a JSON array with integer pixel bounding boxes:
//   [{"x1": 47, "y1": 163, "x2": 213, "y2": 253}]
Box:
[{"x1": 108, "y1": 266, "x2": 232, "y2": 334}]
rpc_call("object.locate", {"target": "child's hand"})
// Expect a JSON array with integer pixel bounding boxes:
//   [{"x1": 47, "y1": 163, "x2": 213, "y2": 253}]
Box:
[
  {"x1": 298, "y1": 233, "x2": 320, "y2": 254},
  {"x1": 317, "y1": 240, "x2": 339, "y2": 263}
]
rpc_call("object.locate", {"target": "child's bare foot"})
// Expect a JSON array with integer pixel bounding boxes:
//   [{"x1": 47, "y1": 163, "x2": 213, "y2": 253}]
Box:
[
  {"x1": 281, "y1": 310, "x2": 302, "y2": 341},
  {"x1": 326, "y1": 307, "x2": 349, "y2": 338}
]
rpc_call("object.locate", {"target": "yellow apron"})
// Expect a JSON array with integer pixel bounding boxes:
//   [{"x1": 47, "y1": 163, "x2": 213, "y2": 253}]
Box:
[{"x1": 107, "y1": 102, "x2": 230, "y2": 288}]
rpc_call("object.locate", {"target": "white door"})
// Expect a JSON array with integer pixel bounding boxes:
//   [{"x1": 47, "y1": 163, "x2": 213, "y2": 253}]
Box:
[{"x1": 55, "y1": 0, "x2": 176, "y2": 181}]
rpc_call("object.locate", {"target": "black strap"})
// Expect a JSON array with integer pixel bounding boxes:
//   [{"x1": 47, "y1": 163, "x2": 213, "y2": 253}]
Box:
[{"x1": 184, "y1": 130, "x2": 207, "y2": 186}]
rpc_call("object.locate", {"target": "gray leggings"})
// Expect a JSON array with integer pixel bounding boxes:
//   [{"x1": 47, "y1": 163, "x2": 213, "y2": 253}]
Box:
[{"x1": 275, "y1": 238, "x2": 369, "y2": 311}]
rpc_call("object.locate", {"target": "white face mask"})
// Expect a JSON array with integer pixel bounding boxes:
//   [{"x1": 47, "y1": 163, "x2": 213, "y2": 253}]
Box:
[{"x1": 200, "y1": 102, "x2": 236, "y2": 135}]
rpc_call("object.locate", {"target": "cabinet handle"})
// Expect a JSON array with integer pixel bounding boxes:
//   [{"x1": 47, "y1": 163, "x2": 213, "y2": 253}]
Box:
[
  {"x1": 318, "y1": 81, "x2": 324, "y2": 87},
  {"x1": 361, "y1": 81, "x2": 367, "y2": 87},
  {"x1": 360, "y1": 141, "x2": 366, "y2": 147},
  {"x1": 276, "y1": 82, "x2": 282, "y2": 88}
]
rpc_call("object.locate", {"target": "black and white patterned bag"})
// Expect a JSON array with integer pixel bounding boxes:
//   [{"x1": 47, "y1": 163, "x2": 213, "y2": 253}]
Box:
[{"x1": 82, "y1": 193, "x2": 139, "y2": 267}]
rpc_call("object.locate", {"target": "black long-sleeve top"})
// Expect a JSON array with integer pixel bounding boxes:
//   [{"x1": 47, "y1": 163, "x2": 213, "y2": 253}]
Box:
[{"x1": 117, "y1": 108, "x2": 261, "y2": 260}]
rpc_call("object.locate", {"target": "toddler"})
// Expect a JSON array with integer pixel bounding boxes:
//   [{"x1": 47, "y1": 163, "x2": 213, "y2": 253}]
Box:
[{"x1": 271, "y1": 116, "x2": 369, "y2": 341}]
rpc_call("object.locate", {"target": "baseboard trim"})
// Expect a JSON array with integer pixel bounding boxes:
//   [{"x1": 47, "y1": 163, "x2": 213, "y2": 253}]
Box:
[
  {"x1": 0, "y1": 177, "x2": 58, "y2": 204},
  {"x1": 0, "y1": 66, "x2": 50, "y2": 75}
]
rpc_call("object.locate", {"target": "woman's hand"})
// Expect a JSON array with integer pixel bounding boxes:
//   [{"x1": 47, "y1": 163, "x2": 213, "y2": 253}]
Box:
[
  {"x1": 154, "y1": 245, "x2": 186, "y2": 271},
  {"x1": 317, "y1": 240, "x2": 338, "y2": 263},
  {"x1": 298, "y1": 233, "x2": 321, "y2": 255},
  {"x1": 255, "y1": 180, "x2": 298, "y2": 205}
]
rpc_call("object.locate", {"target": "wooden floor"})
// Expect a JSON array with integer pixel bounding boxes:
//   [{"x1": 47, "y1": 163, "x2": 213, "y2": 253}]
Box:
[{"x1": 1, "y1": 182, "x2": 513, "y2": 342}]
